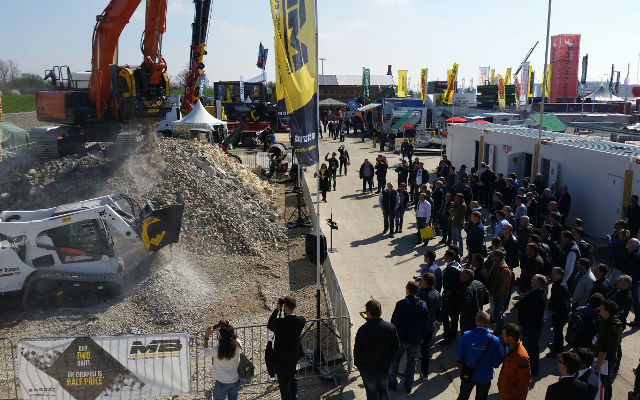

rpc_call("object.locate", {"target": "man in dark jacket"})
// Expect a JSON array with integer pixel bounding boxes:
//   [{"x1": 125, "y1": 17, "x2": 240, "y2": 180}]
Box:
[
  {"x1": 544, "y1": 351, "x2": 591, "y2": 400},
  {"x1": 379, "y1": 182, "x2": 398, "y2": 238},
  {"x1": 521, "y1": 244, "x2": 544, "y2": 292},
  {"x1": 466, "y1": 211, "x2": 485, "y2": 258},
  {"x1": 409, "y1": 163, "x2": 428, "y2": 205},
  {"x1": 400, "y1": 139, "x2": 414, "y2": 163},
  {"x1": 354, "y1": 299, "x2": 399, "y2": 400},
  {"x1": 375, "y1": 157, "x2": 388, "y2": 194},
  {"x1": 360, "y1": 159, "x2": 374, "y2": 193},
  {"x1": 608, "y1": 274, "x2": 633, "y2": 326},
  {"x1": 388, "y1": 281, "x2": 429, "y2": 393},
  {"x1": 558, "y1": 185, "x2": 572, "y2": 226},
  {"x1": 515, "y1": 274, "x2": 547, "y2": 376},
  {"x1": 480, "y1": 165, "x2": 497, "y2": 206},
  {"x1": 627, "y1": 195, "x2": 640, "y2": 238},
  {"x1": 547, "y1": 267, "x2": 570, "y2": 358},
  {"x1": 442, "y1": 249, "x2": 462, "y2": 344},
  {"x1": 417, "y1": 273, "x2": 442, "y2": 376},
  {"x1": 559, "y1": 230, "x2": 581, "y2": 285},
  {"x1": 501, "y1": 224, "x2": 519, "y2": 269},
  {"x1": 267, "y1": 296, "x2": 306, "y2": 400},
  {"x1": 459, "y1": 268, "x2": 489, "y2": 332},
  {"x1": 324, "y1": 152, "x2": 339, "y2": 191},
  {"x1": 432, "y1": 180, "x2": 445, "y2": 228},
  {"x1": 575, "y1": 347, "x2": 600, "y2": 399},
  {"x1": 623, "y1": 239, "x2": 640, "y2": 327},
  {"x1": 395, "y1": 159, "x2": 410, "y2": 188},
  {"x1": 594, "y1": 299, "x2": 624, "y2": 400},
  {"x1": 591, "y1": 263, "x2": 613, "y2": 297}
]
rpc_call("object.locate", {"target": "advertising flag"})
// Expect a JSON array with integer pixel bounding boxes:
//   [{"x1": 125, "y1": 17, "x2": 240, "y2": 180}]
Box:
[
  {"x1": 239, "y1": 75, "x2": 245, "y2": 102},
  {"x1": 544, "y1": 64, "x2": 551, "y2": 99},
  {"x1": 479, "y1": 67, "x2": 490, "y2": 85},
  {"x1": 270, "y1": 0, "x2": 318, "y2": 166},
  {"x1": 199, "y1": 73, "x2": 206, "y2": 96},
  {"x1": 490, "y1": 69, "x2": 495, "y2": 85},
  {"x1": 420, "y1": 68, "x2": 428, "y2": 105},
  {"x1": 362, "y1": 67, "x2": 370, "y2": 98},
  {"x1": 528, "y1": 67, "x2": 534, "y2": 98},
  {"x1": 520, "y1": 62, "x2": 530, "y2": 102},
  {"x1": 514, "y1": 75, "x2": 520, "y2": 111},
  {"x1": 504, "y1": 68, "x2": 512, "y2": 85},
  {"x1": 256, "y1": 42, "x2": 268, "y2": 69},
  {"x1": 397, "y1": 70, "x2": 407, "y2": 98},
  {"x1": 581, "y1": 54, "x2": 588, "y2": 85},
  {"x1": 442, "y1": 62, "x2": 458, "y2": 104},
  {"x1": 497, "y1": 74, "x2": 506, "y2": 110}
]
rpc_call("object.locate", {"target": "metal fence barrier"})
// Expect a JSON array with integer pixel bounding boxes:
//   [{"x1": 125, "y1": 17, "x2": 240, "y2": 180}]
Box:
[
  {"x1": 234, "y1": 151, "x2": 294, "y2": 170},
  {"x1": 300, "y1": 173, "x2": 352, "y2": 371},
  {"x1": 191, "y1": 317, "x2": 350, "y2": 394}
]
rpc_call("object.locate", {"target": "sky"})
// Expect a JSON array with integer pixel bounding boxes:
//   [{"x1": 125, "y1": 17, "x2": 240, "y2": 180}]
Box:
[{"x1": 1, "y1": 0, "x2": 639, "y2": 90}]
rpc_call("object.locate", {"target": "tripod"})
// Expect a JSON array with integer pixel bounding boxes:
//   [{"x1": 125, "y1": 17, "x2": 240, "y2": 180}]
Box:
[{"x1": 286, "y1": 163, "x2": 311, "y2": 228}]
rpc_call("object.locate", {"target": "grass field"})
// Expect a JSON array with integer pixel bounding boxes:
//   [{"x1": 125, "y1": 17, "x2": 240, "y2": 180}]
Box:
[{"x1": 2, "y1": 94, "x2": 36, "y2": 113}]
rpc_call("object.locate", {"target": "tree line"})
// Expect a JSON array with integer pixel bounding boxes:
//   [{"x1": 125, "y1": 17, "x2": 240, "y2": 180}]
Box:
[{"x1": 0, "y1": 59, "x2": 51, "y2": 95}]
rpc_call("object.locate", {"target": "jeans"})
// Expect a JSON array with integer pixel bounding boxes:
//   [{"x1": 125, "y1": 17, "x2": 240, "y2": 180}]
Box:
[
  {"x1": 362, "y1": 177, "x2": 373, "y2": 192},
  {"x1": 600, "y1": 358, "x2": 619, "y2": 400},
  {"x1": 395, "y1": 207, "x2": 406, "y2": 231},
  {"x1": 632, "y1": 282, "x2": 640, "y2": 322},
  {"x1": 521, "y1": 326, "x2": 542, "y2": 375},
  {"x1": 491, "y1": 296, "x2": 506, "y2": 336},
  {"x1": 213, "y1": 380, "x2": 240, "y2": 400},
  {"x1": 376, "y1": 176, "x2": 386, "y2": 192},
  {"x1": 420, "y1": 330, "x2": 434, "y2": 375},
  {"x1": 380, "y1": 141, "x2": 386, "y2": 151},
  {"x1": 451, "y1": 227, "x2": 463, "y2": 254},
  {"x1": 416, "y1": 217, "x2": 427, "y2": 242},
  {"x1": 551, "y1": 313, "x2": 568, "y2": 354},
  {"x1": 361, "y1": 371, "x2": 389, "y2": 400},
  {"x1": 442, "y1": 299, "x2": 459, "y2": 342},
  {"x1": 388, "y1": 342, "x2": 420, "y2": 391},
  {"x1": 339, "y1": 160, "x2": 348, "y2": 175},
  {"x1": 441, "y1": 220, "x2": 451, "y2": 243},
  {"x1": 383, "y1": 211, "x2": 395, "y2": 234},
  {"x1": 329, "y1": 169, "x2": 337, "y2": 190},
  {"x1": 457, "y1": 380, "x2": 490, "y2": 400}
]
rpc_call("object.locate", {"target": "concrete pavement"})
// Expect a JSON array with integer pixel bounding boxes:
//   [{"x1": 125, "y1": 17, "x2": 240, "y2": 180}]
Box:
[{"x1": 304, "y1": 134, "x2": 636, "y2": 399}]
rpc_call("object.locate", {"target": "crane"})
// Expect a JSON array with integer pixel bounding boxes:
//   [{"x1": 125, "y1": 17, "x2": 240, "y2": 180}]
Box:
[
  {"x1": 513, "y1": 41, "x2": 539, "y2": 77},
  {"x1": 34, "y1": 0, "x2": 171, "y2": 157}
]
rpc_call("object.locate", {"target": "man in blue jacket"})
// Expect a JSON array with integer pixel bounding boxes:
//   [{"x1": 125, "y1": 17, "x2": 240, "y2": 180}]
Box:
[
  {"x1": 455, "y1": 311, "x2": 504, "y2": 400},
  {"x1": 466, "y1": 211, "x2": 485, "y2": 258},
  {"x1": 388, "y1": 281, "x2": 429, "y2": 394}
]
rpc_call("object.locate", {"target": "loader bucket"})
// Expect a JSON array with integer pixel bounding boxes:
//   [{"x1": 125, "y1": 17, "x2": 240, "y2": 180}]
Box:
[{"x1": 139, "y1": 195, "x2": 184, "y2": 252}]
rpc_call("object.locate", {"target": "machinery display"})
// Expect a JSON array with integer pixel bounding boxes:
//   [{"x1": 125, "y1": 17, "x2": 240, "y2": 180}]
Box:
[
  {"x1": 0, "y1": 194, "x2": 184, "y2": 310},
  {"x1": 33, "y1": 0, "x2": 172, "y2": 157}
]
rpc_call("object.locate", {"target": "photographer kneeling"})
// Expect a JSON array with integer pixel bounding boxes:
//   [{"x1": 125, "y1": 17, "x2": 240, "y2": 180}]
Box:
[
  {"x1": 203, "y1": 321, "x2": 241, "y2": 400},
  {"x1": 268, "y1": 296, "x2": 306, "y2": 400}
]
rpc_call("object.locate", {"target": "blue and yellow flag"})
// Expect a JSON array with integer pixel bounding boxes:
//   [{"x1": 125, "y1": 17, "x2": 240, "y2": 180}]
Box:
[{"x1": 270, "y1": 0, "x2": 318, "y2": 166}]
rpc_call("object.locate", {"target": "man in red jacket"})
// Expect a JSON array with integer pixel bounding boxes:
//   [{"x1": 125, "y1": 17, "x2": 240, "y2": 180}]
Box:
[{"x1": 497, "y1": 323, "x2": 531, "y2": 400}]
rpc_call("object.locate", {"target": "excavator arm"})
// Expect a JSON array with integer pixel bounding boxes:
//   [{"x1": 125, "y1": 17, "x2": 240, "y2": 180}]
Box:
[{"x1": 181, "y1": 0, "x2": 212, "y2": 115}]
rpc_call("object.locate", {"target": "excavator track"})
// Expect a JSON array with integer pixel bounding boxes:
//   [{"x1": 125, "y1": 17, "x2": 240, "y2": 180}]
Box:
[
  {"x1": 29, "y1": 131, "x2": 60, "y2": 158},
  {"x1": 22, "y1": 272, "x2": 122, "y2": 311}
]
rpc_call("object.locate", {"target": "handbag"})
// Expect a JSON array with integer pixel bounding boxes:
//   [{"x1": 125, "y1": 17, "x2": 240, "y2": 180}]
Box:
[
  {"x1": 237, "y1": 352, "x2": 255, "y2": 379},
  {"x1": 460, "y1": 336, "x2": 493, "y2": 381},
  {"x1": 265, "y1": 335, "x2": 277, "y2": 378},
  {"x1": 420, "y1": 225, "x2": 435, "y2": 240}
]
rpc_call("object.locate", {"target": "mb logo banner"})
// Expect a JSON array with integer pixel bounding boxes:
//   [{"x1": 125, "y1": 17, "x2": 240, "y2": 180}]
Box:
[{"x1": 18, "y1": 333, "x2": 190, "y2": 400}]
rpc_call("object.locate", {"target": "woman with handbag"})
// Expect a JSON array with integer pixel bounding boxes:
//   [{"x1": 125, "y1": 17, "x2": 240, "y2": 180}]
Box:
[{"x1": 204, "y1": 321, "x2": 242, "y2": 400}]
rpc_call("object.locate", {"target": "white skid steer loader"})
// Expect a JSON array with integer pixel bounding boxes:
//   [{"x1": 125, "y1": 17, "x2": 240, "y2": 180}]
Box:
[{"x1": 0, "y1": 194, "x2": 184, "y2": 310}]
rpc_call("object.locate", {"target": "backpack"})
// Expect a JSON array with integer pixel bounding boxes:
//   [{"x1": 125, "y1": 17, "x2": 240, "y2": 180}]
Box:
[
  {"x1": 537, "y1": 243, "x2": 554, "y2": 277},
  {"x1": 578, "y1": 239, "x2": 595, "y2": 264},
  {"x1": 565, "y1": 306, "x2": 599, "y2": 346}
]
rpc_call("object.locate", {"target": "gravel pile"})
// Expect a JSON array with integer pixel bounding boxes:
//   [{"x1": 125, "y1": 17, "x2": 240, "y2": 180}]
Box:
[{"x1": 0, "y1": 134, "x2": 289, "y2": 336}]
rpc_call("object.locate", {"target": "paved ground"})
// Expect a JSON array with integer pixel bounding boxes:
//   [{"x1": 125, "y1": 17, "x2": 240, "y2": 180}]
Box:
[{"x1": 303, "y1": 134, "x2": 637, "y2": 399}]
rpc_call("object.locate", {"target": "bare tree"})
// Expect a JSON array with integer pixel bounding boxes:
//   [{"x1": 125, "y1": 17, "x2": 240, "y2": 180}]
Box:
[
  {"x1": 0, "y1": 60, "x2": 9, "y2": 86},
  {"x1": 7, "y1": 60, "x2": 20, "y2": 82}
]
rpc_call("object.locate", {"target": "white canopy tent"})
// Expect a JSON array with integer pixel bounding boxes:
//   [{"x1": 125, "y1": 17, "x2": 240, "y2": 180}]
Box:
[
  {"x1": 584, "y1": 85, "x2": 625, "y2": 102},
  {"x1": 171, "y1": 100, "x2": 226, "y2": 136}
]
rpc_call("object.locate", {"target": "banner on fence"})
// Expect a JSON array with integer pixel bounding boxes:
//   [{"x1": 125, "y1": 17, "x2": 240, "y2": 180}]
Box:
[{"x1": 18, "y1": 333, "x2": 190, "y2": 400}]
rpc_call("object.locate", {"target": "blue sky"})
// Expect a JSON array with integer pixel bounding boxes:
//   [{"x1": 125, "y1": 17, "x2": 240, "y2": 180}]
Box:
[{"x1": 1, "y1": 0, "x2": 638, "y2": 89}]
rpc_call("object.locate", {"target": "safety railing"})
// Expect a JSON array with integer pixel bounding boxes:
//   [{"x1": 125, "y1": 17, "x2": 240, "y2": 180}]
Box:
[
  {"x1": 191, "y1": 317, "x2": 350, "y2": 394},
  {"x1": 300, "y1": 173, "x2": 353, "y2": 371},
  {"x1": 234, "y1": 150, "x2": 294, "y2": 170}
]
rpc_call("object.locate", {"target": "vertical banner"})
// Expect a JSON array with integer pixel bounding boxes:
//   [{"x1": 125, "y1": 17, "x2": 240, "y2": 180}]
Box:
[
  {"x1": 442, "y1": 62, "x2": 458, "y2": 104},
  {"x1": 520, "y1": 62, "x2": 530, "y2": 102},
  {"x1": 479, "y1": 67, "x2": 490, "y2": 85},
  {"x1": 497, "y1": 74, "x2": 506, "y2": 110},
  {"x1": 490, "y1": 69, "x2": 495, "y2": 85},
  {"x1": 199, "y1": 73, "x2": 206, "y2": 96},
  {"x1": 239, "y1": 75, "x2": 245, "y2": 102},
  {"x1": 420, "y1": 68, "x2": 428, "y2": 105},
  {"x1": 397, "y1": 70, "x2": 407, "y2": 98},
  {"x1": 528, "y1": 67, "x2": 534, "y2": 98},
  {"x1": 270, "y1": 0, "x2": 318, "y2": 166},
  {"x1": 362, "y1": 67, "x2": 370, "y2": 98},
  {"x1": 544, "y1": 64, "x2": 551, "y2": 99},
  {"x1": 581, "y1": 54, "x2": 588, "y2": 85},
  {"x1": 504, "y1": 67, "x2": 512, "y2": 85},
  {"x1": 514, "y1": 75, "x2": 520, "y2": 111}
]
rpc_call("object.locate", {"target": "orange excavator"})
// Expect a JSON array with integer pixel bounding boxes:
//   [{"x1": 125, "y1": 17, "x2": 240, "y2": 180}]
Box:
[{"x1": 32, "y1": 0, "x2": 171, "y2": 156}]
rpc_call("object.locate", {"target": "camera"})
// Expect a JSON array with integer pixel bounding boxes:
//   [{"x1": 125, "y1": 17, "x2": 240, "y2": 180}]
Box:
[
  {"x1": 413, "y1": 276, "x2": 422, "y2": 282},
  {"x1": 278, "y1": 298, "x2": 285, "y2": 306}
]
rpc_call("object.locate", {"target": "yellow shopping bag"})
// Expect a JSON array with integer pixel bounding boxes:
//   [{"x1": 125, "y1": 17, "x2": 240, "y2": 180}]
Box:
[{"x1": 420, "y1": 226, "x2": 435, "y2": 240}]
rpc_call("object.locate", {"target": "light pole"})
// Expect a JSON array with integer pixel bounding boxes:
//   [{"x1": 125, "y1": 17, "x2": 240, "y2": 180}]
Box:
[
  {"x1": 319, "y1": 57, "x2": 326, "y2": 76},
  {"x1": 537, "y1": 0, "x2": 552, "y2": 147}
]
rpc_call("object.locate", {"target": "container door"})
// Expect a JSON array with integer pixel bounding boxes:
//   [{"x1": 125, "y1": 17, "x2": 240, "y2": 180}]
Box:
[
  {"x1": 507, "y1": 152, "x2": 525, "y2": 178},
  {"x1": 548, "y1": 160, "x2": 559, "y2": 186}
]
